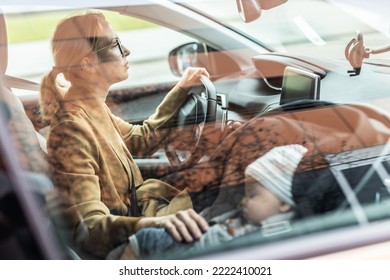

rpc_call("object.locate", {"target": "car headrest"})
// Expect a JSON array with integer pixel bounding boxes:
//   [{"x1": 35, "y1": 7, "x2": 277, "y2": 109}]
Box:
[
  {"x1": 0, "y1": 11, "x2": 8, "y2": 74},
  {"x1": 0, "y1": 85, "x2": 48, "y2": 173}
]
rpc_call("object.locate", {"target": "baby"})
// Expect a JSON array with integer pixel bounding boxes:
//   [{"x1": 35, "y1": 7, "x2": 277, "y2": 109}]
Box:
[{"x1": 108, "y1": 144, "x2": 308, "y2": 259}]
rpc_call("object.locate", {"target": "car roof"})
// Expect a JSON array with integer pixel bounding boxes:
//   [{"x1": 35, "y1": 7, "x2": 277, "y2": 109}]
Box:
[{"x1": 0, "y1": 0, "x2": 158, "y2": 14}]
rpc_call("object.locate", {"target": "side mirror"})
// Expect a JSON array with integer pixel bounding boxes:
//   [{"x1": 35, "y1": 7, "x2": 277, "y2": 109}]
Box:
[
  {"x1": 236, "y1": 0, "x2": 288, "y2": 23},
  {"x1": 168, "y1": 42, "x2": 210, "y2": 77},
  {"x1": 169, "y1": 42, "x2": 241, "y2": 78}
]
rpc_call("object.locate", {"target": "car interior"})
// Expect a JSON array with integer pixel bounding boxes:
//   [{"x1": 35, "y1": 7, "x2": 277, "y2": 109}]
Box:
[{"x1": 0, "y1": 1, "x2": 389, "y2": 260}]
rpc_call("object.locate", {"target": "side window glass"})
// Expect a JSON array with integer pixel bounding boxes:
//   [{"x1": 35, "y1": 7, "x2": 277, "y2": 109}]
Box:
[{"x1": 5, "y1": 8, "x2": 194, "y2": 94}]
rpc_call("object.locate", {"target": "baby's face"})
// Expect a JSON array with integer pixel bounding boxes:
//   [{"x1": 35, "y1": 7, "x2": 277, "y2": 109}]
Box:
[{"x1": 242, "y1": 180, "x2": 286, "y2": 224}]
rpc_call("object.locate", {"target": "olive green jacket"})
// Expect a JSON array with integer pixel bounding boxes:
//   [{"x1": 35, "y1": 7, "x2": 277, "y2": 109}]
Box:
[{"x1": 47, "y1": 85, "x2": 189, "y2": 258}]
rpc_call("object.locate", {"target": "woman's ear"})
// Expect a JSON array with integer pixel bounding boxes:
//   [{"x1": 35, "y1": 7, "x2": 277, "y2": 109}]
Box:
[
  {"x1": 280, "y1": 203, "x2": 291, "y2": 213},
  {"x1": 80, "y1": 57, "x2": 96, "y2": 73}
]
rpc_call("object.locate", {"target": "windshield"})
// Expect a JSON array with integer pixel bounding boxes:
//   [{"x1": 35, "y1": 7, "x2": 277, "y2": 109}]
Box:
[{"x1": 180, "y1": 0, "x2": 390, "y2": 60}]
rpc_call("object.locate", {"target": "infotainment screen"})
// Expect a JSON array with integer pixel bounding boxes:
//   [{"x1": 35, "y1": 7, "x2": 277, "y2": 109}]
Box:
[{"x1": 280, "y1": 66, "x2": 321, "y2": 105}]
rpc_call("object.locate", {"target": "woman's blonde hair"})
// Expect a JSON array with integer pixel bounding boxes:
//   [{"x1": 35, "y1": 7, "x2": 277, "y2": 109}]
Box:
[{"x1": 39, "y1": 12, "x2": 108, "y2": 121}]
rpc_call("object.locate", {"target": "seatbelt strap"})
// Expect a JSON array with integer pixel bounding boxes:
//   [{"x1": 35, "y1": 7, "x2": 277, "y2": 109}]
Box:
[{"x1": 128, "y1": 160, "x2": 141, "y2": 217}]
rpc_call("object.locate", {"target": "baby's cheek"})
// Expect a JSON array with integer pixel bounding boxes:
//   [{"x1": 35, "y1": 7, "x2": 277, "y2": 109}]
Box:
[{"x1": 246, "y1": 205, "x2": 264, "y2": 223}]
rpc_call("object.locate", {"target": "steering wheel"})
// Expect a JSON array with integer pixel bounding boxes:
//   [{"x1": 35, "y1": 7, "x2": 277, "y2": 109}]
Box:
[{"x1": 165, "y1": 75, "x2": 217, "y2": 168}]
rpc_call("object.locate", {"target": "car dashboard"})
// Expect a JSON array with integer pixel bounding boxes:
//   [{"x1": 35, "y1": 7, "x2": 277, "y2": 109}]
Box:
[{"x1": 214, "y1": 53, "x2": 390, "y2": 122}]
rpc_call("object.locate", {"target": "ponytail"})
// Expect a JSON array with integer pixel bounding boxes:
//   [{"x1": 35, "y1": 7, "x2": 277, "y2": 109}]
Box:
[{"x1": 39, "y1": 68, "x2": 64, "y2": 121}]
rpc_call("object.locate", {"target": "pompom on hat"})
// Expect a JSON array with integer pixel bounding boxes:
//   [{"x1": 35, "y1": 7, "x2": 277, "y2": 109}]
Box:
[{"x1": 245, "y1": 144, "x2": 308, "y2": 208}]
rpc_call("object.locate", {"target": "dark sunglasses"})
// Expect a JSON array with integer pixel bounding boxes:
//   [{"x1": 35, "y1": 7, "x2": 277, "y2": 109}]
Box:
[{"x1": 91, "y1": 37, "x2": 125, "y2": 57}]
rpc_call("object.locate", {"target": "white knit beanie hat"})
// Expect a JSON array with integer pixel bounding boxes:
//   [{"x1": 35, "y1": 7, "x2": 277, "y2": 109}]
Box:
[{"x1": 245, "y1": 144, "x2": 308, "y2": 208}]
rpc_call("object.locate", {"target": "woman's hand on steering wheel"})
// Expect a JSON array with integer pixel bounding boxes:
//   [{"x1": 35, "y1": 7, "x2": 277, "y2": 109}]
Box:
[{"x1": 177, "y1": 67, "x2": 210, "y2": 91}]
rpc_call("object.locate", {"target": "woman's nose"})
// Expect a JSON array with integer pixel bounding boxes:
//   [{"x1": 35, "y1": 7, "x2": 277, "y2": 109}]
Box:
[{"x1": 123, "y1": 46, "x2": 130, "y2": 57}]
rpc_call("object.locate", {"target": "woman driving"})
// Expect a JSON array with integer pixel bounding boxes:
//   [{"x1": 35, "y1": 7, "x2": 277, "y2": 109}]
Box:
[{"x1": 40, "y1": 11, "x2": 209, "y2": 258}]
